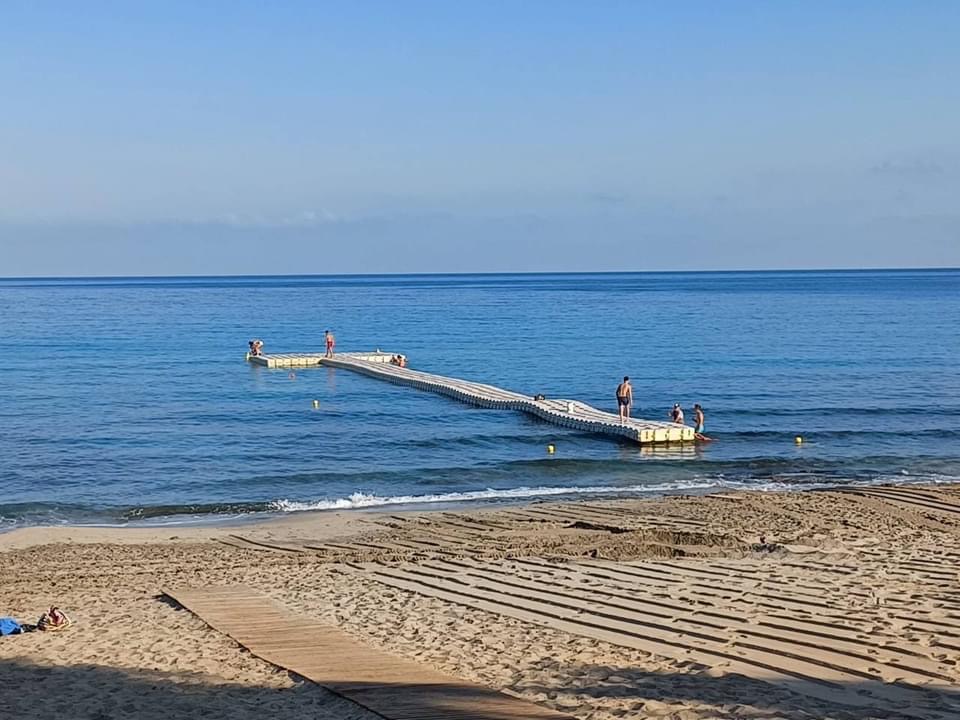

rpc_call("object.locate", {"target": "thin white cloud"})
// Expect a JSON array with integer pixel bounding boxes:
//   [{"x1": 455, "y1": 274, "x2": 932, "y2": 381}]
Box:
[{"x1": 177, "y1": 210, "x2": 347, "y2": 228}]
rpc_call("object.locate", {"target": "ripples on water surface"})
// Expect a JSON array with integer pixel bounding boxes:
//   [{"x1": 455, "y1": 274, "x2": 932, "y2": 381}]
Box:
[{"x1": 2, "y1": 270, "x2": 958, "y2": 527}]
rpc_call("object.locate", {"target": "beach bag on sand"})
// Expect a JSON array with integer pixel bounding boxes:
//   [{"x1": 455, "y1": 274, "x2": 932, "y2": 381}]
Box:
[
  {"x1": 0, "y1": 617, "x2": 23, "y2": 635},
  {"x1": 37, "y1": 607, "x2": 71, "y2": 632}
]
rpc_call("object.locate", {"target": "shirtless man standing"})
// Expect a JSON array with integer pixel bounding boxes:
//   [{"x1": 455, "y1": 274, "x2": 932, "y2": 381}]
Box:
[
  {"x1": 324, "y1": 329, "x2": 335, "y2": 358},
  {"x1": 693, "y1": 404, "x2": 705, "y2": 434},
  {"x1": 692, "y1": 403, "x2": 710, "y2": 441},
  {"x1": 616, "y1": 376, "x2": 633, "y2": 422}
]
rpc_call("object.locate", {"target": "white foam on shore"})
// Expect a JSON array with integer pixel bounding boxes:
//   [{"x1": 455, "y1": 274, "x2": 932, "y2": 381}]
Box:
[
  {"x1": 272, "y1": 480, "x2": 733, "y2": 513},
  {"x1": 270, "y1": 472, "x2": 960, "y2": 514},
  {"x1": 4, "y1": 473, "x2": 955, "y2": 532}
]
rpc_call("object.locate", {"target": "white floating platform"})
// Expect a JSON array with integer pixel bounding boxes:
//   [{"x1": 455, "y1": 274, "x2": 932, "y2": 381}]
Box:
[
  {"x1": 247, "y1": 351, "x2": 694, "y2": 444},
  {"x1": 246, "y1": 351, "x2": 394, "y2": 368}
]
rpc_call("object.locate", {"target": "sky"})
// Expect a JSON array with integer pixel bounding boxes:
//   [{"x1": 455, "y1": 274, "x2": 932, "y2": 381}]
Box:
[{"x1": 1, "y1": 1, "x2": 958, "y2": 275}]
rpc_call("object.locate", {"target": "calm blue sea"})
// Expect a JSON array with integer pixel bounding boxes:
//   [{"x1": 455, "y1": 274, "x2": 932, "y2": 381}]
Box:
[{"x1": 1, "y1": 270, "x2": 958, "y2": 529}]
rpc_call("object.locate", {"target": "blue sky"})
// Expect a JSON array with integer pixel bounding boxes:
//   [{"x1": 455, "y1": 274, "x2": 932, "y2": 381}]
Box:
[{"x1": 2, "y1": 1, "x2": 958, "y2": 275}]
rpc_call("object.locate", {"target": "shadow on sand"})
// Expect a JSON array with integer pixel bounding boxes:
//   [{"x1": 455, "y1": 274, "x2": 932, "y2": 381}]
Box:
[{"x1": 2, "y1": 655, "x2": 957, "y2": 720}]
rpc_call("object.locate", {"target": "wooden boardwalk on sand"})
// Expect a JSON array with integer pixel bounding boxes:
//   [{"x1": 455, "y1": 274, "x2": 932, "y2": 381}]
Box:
[
  {"x1": 248, "y1": 350, "x2": 694, "y2": 444},
  {"x1": 164, "y1": 585, "x2": 574, "y2": 720}
]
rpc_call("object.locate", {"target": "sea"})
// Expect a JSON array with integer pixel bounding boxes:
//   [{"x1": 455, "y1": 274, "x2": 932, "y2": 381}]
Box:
[{"x1": 1, "y1": 269, "x2": 958, "y2": 530}]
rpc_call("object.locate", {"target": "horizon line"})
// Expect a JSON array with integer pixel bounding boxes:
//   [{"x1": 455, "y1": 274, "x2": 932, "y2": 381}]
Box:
[{"x1": 1, "y1": 266, "x2": 958, "y2": 282}]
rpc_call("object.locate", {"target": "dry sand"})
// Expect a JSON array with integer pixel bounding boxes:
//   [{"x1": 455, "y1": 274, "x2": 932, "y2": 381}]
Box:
[{"x1": 2, "y1": 485, "x2": 960, "y2": 720}]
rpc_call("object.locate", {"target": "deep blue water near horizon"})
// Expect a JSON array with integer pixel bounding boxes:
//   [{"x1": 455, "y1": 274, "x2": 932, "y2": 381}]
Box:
[{"x1": 2, "y1": 269, "x2": 958, "y2": 529}]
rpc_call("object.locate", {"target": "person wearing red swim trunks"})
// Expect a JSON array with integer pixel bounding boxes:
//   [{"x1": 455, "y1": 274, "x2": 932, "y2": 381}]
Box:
[{"x1": 324, "y1": 329, "x2": 335, "y2": 358}]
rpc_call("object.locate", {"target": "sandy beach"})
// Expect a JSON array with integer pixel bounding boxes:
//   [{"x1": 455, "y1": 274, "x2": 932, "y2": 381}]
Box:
[
  {"x1": 6, "y1": 3, "x2": 959, "y2": 718},
  {"x1": 3, "y1": 485, "x2": 960, "y2": 720}
]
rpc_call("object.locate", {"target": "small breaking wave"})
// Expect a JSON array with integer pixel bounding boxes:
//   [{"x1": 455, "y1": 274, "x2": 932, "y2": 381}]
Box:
[
  {"x1": 270, "y1": 470, "x2": 960, "y2": 514},
  {"x1": 270, "y1": 479, "x2": 765, "y2": 513},
  {"x1": 3, "y1": 471, "x2": 957, "y2": 531}
]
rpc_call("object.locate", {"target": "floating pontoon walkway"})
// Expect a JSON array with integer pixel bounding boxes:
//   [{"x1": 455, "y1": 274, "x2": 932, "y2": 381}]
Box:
[
  {"x1": 246, "y1": 350, "x2": 390, "y2": 368},
  {"x1": 248, "y1": 351, "x2": 694, "y2": 443},
  {"x1": 165, "y1": 585, "x2": 574, "y2": 720}
]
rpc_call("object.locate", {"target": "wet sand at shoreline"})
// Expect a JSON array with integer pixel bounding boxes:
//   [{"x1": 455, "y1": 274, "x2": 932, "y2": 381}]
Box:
[{"x1": 3, "y1": 485, "x2": 960, "y2": 720}]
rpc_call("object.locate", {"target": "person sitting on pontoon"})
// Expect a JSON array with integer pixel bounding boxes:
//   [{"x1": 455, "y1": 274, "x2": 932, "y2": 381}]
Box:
[{"x1": 671, "y1": 403, "x2": 684, "y2": 424}]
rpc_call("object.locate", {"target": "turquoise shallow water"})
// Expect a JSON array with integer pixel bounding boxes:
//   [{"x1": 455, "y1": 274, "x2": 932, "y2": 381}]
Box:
[{"x1": 1, "y1": 270, "x2": 958, "y2": 527}]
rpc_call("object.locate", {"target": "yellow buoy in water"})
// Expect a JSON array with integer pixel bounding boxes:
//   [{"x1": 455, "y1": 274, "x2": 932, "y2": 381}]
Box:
[
  {"x1": 547, "y1": 444, "x2": 556, "y2": 454},
  {"x1": 312, "y1": 400, "x2": 320, "y2": 410},
  {"x1": 795, "y1": 436, "x2": 803, "y2": 445}
]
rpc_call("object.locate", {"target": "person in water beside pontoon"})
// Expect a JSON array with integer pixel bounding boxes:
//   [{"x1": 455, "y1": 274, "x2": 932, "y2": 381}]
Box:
[
  {"x1": 692, "y1": 403, "x2": 711, "y2": 441},
  {"x1": 616, "y1": 376, "x2": 633, "y2": 422}
]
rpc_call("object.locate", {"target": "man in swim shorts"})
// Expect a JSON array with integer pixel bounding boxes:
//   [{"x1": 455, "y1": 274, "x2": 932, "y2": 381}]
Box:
[
  {"x1": 324, "y1": 329, "x2": 335, "y2": 358},
  {"x1": 693, "y1": 403, "x2": 705, "y2": 434},
  {"x1": 616, "y1": 376, "x2": 633, "y2": 422},
  {"x1": 692, "y1": 403, "x2": 711, "y2": 440}
]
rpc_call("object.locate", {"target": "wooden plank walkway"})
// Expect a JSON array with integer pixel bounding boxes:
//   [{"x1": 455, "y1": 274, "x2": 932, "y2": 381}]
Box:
[
  {"x1": 164, "y1": 585, "x2": 575, "y2": 720},
  {"x1": 248, "y1": 350, "x2": 694, "y2": 443}
]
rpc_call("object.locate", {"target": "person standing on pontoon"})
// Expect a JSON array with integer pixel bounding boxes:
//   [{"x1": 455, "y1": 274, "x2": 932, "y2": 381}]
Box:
[
  {"x1": 616, "y1": 377, "x2": 633, "y2": 422},
  {"x1": 324, "y1": 329, "x2": 335, "y2": 358}
]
